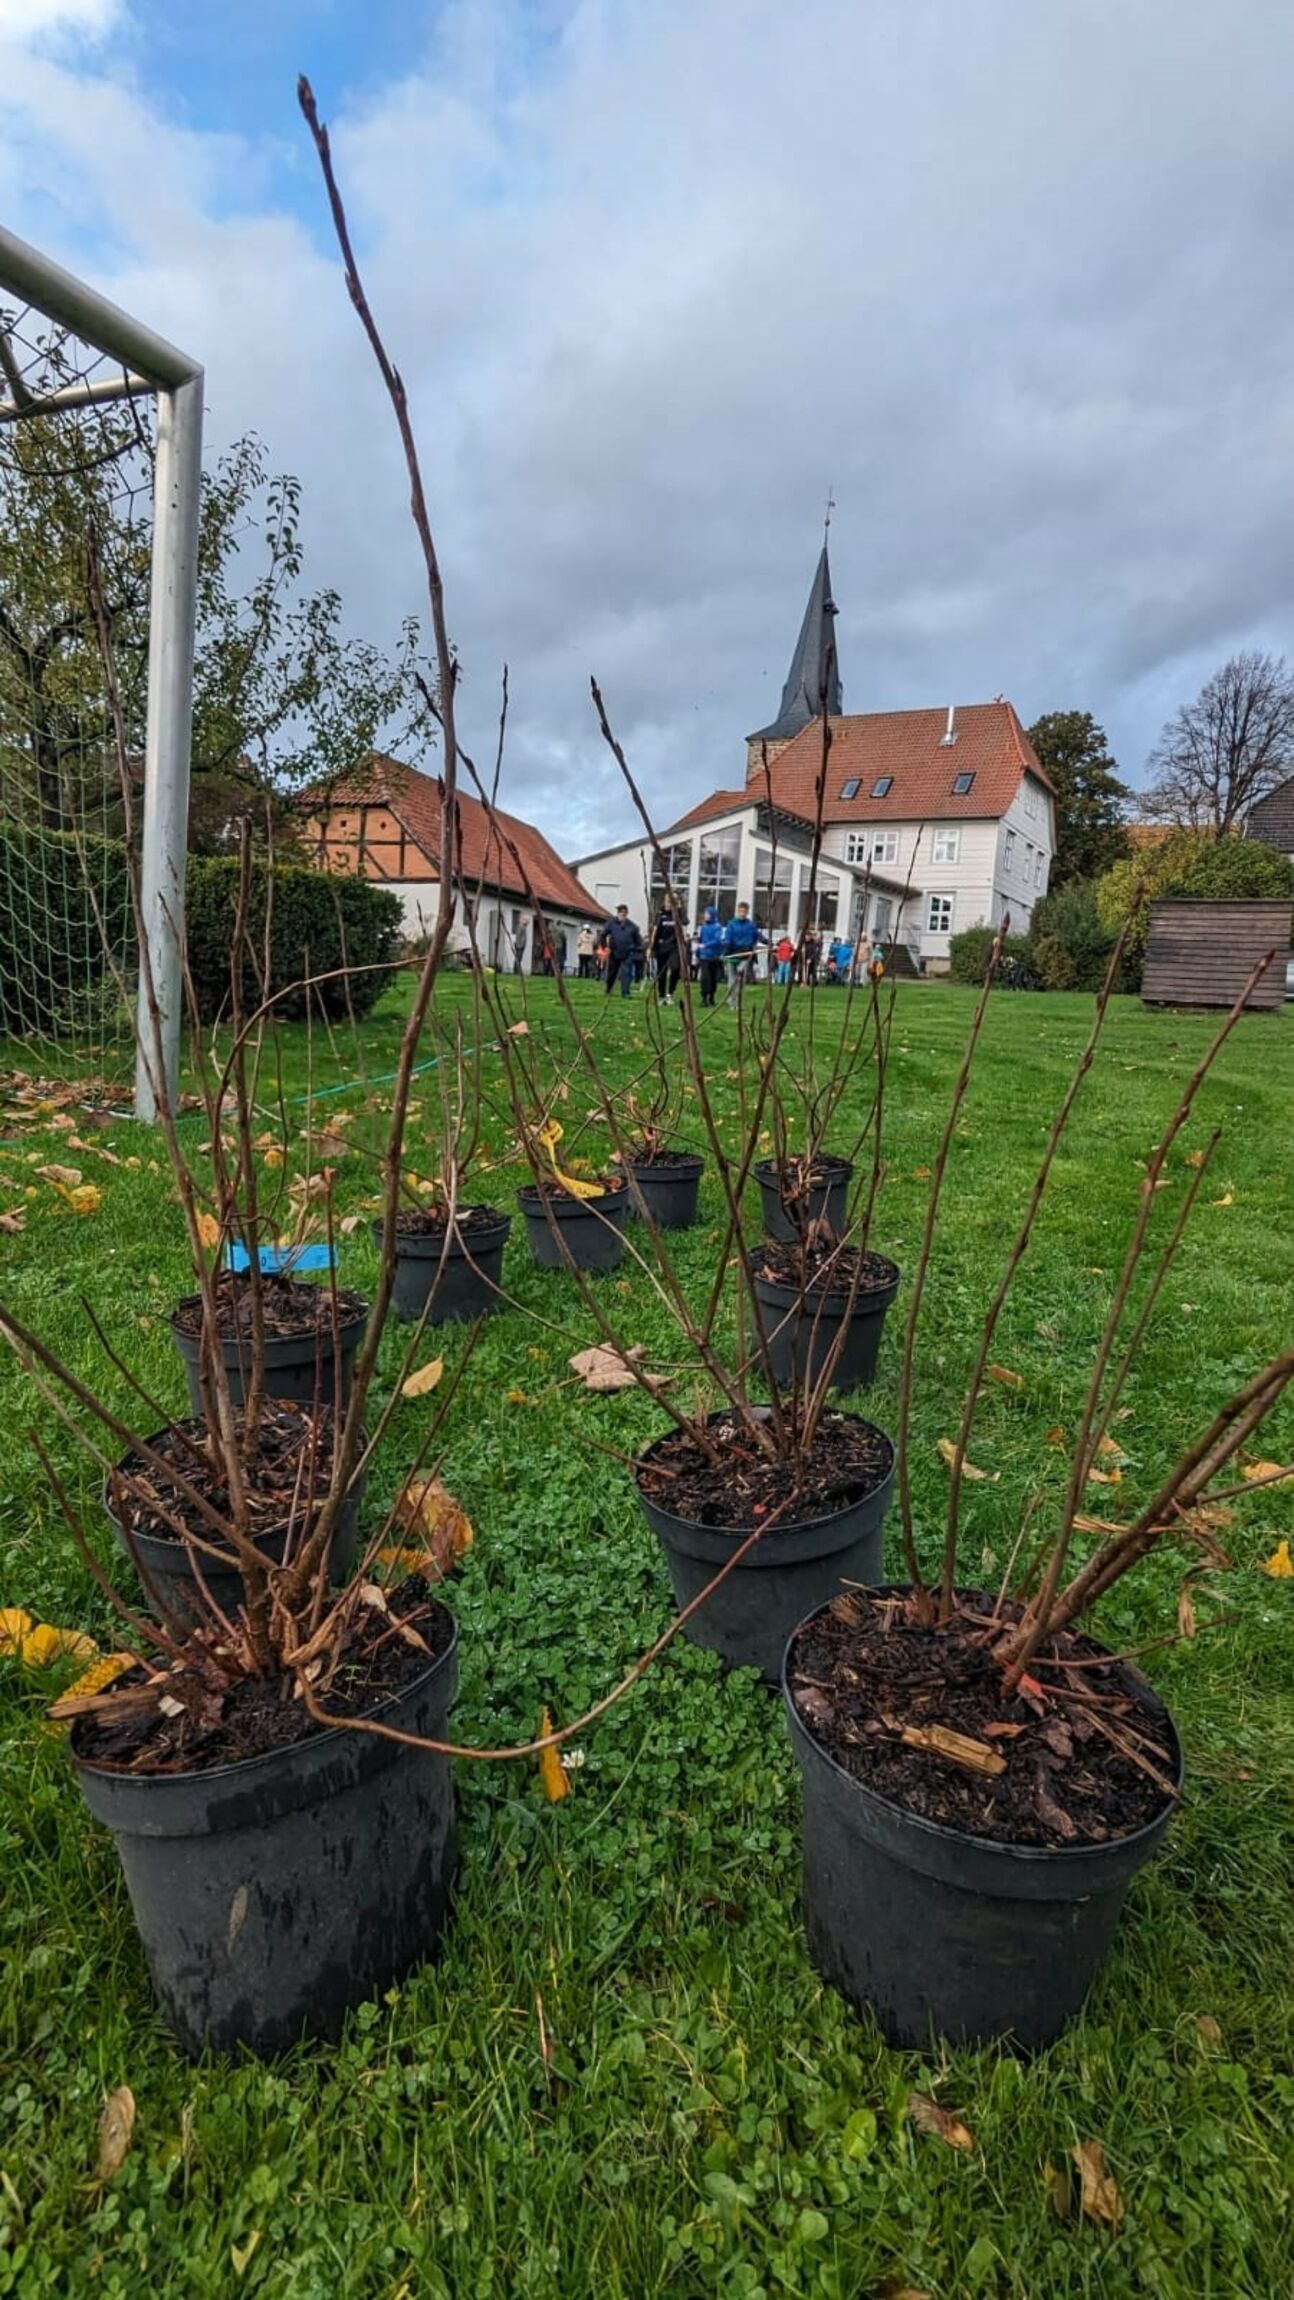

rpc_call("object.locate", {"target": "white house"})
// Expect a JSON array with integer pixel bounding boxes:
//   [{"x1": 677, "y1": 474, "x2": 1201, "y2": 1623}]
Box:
[{"x1": 573, "y1": 545, "x2": 1057, "y2": 970}]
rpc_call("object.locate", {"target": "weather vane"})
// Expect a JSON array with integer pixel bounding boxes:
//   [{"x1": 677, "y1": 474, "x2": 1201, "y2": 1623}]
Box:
[{"x1": 823, "y1": 485, "x2": 835, "y2": 536}]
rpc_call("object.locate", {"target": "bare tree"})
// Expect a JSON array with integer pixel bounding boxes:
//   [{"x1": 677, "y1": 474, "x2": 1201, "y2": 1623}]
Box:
[{"x1": 1141, "y1": 650, "x2": 1294, "y2": 834}]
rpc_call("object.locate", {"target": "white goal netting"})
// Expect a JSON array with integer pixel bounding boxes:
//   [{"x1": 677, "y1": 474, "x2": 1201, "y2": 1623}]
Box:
[{"x1": 0, "y1": 302, "x2": 156, "y2": 1085}]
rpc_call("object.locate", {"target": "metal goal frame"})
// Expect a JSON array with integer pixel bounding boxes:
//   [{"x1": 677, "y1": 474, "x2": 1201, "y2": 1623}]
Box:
[{"x1": 0, "y1": 224, "x2": 203, "y2": 1122}]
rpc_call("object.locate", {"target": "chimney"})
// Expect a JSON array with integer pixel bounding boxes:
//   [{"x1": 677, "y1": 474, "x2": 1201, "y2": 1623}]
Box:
[{"x1": 939, "y1": 704, "x2": 958, "y2": 748}]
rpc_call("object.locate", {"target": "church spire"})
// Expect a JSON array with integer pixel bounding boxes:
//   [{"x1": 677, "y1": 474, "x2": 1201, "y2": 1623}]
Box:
[{"x1": 746, "y1": 542, "x2": 843, "y2": 772}]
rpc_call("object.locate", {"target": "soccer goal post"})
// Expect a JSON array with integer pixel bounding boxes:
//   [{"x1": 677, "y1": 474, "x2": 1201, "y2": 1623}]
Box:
[{"x1": 0, "y1": 225, "x2": 202, "y2": 1123}]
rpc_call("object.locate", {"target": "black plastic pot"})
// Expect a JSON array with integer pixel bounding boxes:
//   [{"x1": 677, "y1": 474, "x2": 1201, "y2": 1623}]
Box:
[
  {"x1": 72, "y1": 1618, "x2": 458, "y2": 2058},
  {"x1": 517, "y1": 1182, "x2": 630, "y2": 1272},
  {"x1": 755, "y1": 1156, "x2": 854, "y2": 1242},
  {"x1": 623, "y1": 1154, "x2": 704, "y2": 1230},
  {"x1": 377, "y1": 1208, "x2": 512, "y2": 1325},
  {"x1": 103, "y1": 1427, "x2": 368, "y2": 1623},
  {"x1": 170, "y1": 1294, "x2": 370, "y2": 1414},
  {"x1": 634, "y1": 1411, "x2": 894, "y2": 1681},
  {"x1": 783, "y1": 1592, "x2": 1183, "y2": 2050},
  {"x1": 750, "y1": 1253, "x2": 900, "y2": 1394}
]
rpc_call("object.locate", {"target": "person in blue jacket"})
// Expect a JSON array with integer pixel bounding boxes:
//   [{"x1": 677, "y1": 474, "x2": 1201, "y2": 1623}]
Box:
[
  {"x1": 599, "y1": 905, "x2": 644, "y2": 997},
  {"x1": 697, "y1": 905, "x2": 725, "y2": 1008},
  {"x1": 722, "y1": 902, "x2": 767, "y2": 1004}
]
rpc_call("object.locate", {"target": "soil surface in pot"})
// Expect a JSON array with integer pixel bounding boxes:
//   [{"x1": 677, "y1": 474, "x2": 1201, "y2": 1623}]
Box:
[
  {"x1": 520, "y1": 1175, "x2": 628, "y2": 1203},
  {"x1": 392, "y1": 1202, "x2": 504, "y2": 1238},
  {"x1": 639, "y1": 1409, "x2": 890, "y2": 1529},
  {"x1": 789, "y1": 1589, "x2": 1176, "y2": 1850},
  {"x1": 72, "y1": 1579, "x2": 454, "y2": 1775},
  {"x1": 753, "y1": 1240, "x2": 897, "y2": 1295},
  {"x1": 763, "y1": 1154, "x2": 852, "y2": 1184},
  {"x1": 621, "y1": 1147, "x2": 698, "y2": 1168},
  {"x1": 173, "y1": 1270, "x2": 367, "y2": 1341},
  {"x1": 112, "y1": 1401, "x2": 348, "y2": 1548}
]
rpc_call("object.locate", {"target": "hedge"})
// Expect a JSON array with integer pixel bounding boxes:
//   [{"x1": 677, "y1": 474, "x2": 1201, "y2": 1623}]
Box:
[
  {"x1": 1096, "y1": 832, "x2": 1294, "y2": 983},
  {"x1": 947, "y1": 924, "x2": 1034, "y2": 985},
  {"x1": 0, "y1": 828, "x2": 402, "y2": 1036}
]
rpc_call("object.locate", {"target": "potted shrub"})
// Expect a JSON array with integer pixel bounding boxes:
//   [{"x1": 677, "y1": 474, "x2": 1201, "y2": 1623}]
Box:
[
  {"x1": 378, "y1": 1017, "x2": 512, "y2": 1324},
  {"x1": 782, "y1": 937, "x2": 1293, "y2": 2047},
  {"x1": 613, "y1": 1000, "x2": 705, "y2": 1228}
]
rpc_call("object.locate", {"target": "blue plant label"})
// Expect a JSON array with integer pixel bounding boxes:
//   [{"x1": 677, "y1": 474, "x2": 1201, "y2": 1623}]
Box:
[{"x1": 225, "y1": 1241, "x2": 337, "y2": 1275}]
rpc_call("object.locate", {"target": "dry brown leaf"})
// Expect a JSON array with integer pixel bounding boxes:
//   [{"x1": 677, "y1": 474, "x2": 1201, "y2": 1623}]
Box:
[
  {"x1": 196, "y1": 1211, "x2": 221, "y2": 1250},
  {"x1": 1072, "y1": 1512, "x2": 1130, "y2": 1536},
  {"x1": 506, "y1": 1019, "x2": 531, "y2": 1037},
  {"x1": 912, "y1": 1166, "x2": 931, "y2": 1180},
  {"x1": 1176, "y1": 1583, "x2": 1197, "y2": 1640},
  {"x1": 569, "y1": 1341, "x2": 667, "y2": 1395},
  {"x1": 400, "y1": 1355, "x2": 445, "y2": 1401},
  {"x1": 1046, "y1": 1424, "x2": 1068, "y2": 1448},
  {"x1": 1071, "y1": 2139, "x2": 1124, "y2": 2228},
  {"x1": 506, "y1": 1388, "x2": 530, "y2": 1405},
  {"x1": 96, "y1": 2085, "x2": 136, "y2": 2181},
  {"x1": 1087, "y1": 1467, "x2": 1122, "y2": 1487},
  {"x1": 339, "y1": 1213, "x2": 365, "y2": 1235},
  {"x1": 35, "y1": 1162, "x2": 81, "y2": 1187},
  {"x1": 1195, "y1": 2014, "x2": 1223, "y2": 2047},
  {"x1": 936, "y1": 1438, "x2": 995, "y2": 1482},
  {"x1": 1096, "y1": 1434, "x2": 1126, "y2": 1462},
  {"x1": 907, "y1": 2091, "x2": 975, "y2": 2153},
  {"x1": 537, "y1": 1707, "x2": 570, "y2": 1802},
  {"x1": 1184, "y1": 1147, "x2": 1206, "y2": 1168},
  {"x1": 391, "y1": 1475, "x2": 474, "y2": 1579},
  {"x1": 985, "y1": 1363, "x2": 1024, "y2": 1390},
  {"x1": 0, "y1": 1207, "x2": 26, "y2": 1234}
]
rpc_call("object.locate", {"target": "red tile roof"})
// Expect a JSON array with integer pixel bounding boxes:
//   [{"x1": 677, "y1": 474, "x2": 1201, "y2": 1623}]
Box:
[
  {"x1": 764, "y1": 701, "x2": 1052, "y2": 825},
  {"x1": 665, "y1": 789, "x2": 754, "y2": 834},
  {"x1": 308, "y1": 755, "x2": 604, "y2": 919}
]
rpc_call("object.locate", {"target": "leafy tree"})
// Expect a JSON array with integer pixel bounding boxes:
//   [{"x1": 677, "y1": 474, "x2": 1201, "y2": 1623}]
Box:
[
  {"x1": 1096, "y1": 829, "x2": 1294, "y2": 981},
  {"x1": 1028, "y1": 879, "x2": 1123, "y2": 992},
  {"x1": 1026, "y1": 710, "x2": 1131, "y2": 884},
  {"x1": 0, "y1": 360, "x2": 421, "y2": 855},
  {"x1": 1141, "y1": 651, "x2": 1294, "y2": 835}
]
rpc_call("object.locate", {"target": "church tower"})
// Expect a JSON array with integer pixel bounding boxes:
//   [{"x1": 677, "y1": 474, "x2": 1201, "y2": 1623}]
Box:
[{"x1": 745, "y1": 542, "x2": 842, "y2": 782}]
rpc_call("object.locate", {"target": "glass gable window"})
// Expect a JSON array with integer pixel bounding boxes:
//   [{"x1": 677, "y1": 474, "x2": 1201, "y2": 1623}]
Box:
[
  {"x1": 872, "y1": 775, "x2": 893, "y2": 797},
  {"x1": 753, "y1": 846, "x2": 793, "y2": 929},
  {"x1": 952, "y1": 771, "x2": 975, "y2": 796},
  {"x1": 697, "y1": 824, "x2": 741, "y2": 920},
  {"x1": 839, "y1": 777, "x2": 861, "y2": 800},
  {"x1": 649, "y1": 838, "x2": 692, "y2": 912}
]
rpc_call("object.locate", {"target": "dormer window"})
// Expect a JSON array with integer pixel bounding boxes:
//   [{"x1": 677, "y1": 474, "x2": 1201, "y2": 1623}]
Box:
[
  {"x1": 839, "y1": 778, "x2": 861, "y2": 800},
  {"x1": 952, "y1": 771, "x2": 975, "y2": 796},
  {"x1": 871, "y1": 776, "x2": 893, "y2": 797}
]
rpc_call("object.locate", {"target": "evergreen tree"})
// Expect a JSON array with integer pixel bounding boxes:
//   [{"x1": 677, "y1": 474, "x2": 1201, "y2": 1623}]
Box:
[{"x1": 1027, "y1": 710, "x2": 1131, "y2": 885}]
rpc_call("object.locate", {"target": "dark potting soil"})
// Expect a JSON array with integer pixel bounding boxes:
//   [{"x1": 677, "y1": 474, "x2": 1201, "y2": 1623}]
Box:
[
  {"x1": 788, "y1": 1590, "x2": 1177, "y2": 1851},
  {"x1": 113, "y1": 1401, "x2": 345, "y2": 1548},
  {"x1": 393, "y1": 1202, "x2": 504, "y2": 1238},
  {"x1": 172, "y1": 1270, "x2": 367, "y2": 1342},
  {"x1": 638, "y1": 1409, "x2": 891, "y2": 1530},
  {"x1": 753, "y1": 1239, "x2": 898, "y2": 1296},
  {"x1": 622, "y1": 1147, "x2": 699, "y2": 1169},
  {"x1": 761, "y1": 1154, "x2": 851, "y2": 1185},
  {"x1": 519, "y1": 1175, "x2": 628, "y2": 1204},
  {"x1": 72, "y1": 1580, "x2": 455, "y2": 1775}
]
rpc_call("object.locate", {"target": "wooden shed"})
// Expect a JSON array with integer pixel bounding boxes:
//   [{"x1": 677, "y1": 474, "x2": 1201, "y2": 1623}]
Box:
[{"x1": 1142, "y1": 899, "x2": 1292, "y2": 1010}]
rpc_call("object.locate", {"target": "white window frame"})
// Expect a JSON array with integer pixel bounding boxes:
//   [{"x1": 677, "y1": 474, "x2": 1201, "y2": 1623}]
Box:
[
  {"x1": 844, "y1": 830, "x2": 868, "y2": 864},
  {"x1": 871, "y1": 829, "x2": 899, "y2": 866},
  {"x1": 932, "y1": 826, "x2": 960, "y2": 865},
  {"x1": 1034, "y1": 848, "x2": 1044, "y2": 888},
  {"x1": 1004, "y1": 828, "x2": 1016, "y2": 871},
  {"x1": 927, "y1": 892, "x2": 955, "y2": 937}
]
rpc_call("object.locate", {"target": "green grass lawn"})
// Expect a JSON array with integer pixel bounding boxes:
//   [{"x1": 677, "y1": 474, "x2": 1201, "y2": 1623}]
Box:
[{"x1": 0, "y1": 979, "x2": 1291, "y2": 2300}]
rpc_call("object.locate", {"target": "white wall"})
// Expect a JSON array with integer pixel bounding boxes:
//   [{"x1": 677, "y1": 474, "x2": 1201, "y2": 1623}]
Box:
[{"x1": 382, "y1": 881, "x2": 587, "y2": 972}]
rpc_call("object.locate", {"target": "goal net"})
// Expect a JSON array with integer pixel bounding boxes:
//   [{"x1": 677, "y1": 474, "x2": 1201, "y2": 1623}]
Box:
[{"x1": 0, "y1": 228, "x2": 202, "y2": 1119}]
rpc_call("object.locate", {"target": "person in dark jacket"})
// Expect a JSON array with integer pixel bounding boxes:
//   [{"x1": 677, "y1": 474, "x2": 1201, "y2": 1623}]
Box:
[
  {"x1": 651, "y1": 908, "x2": 685, "y2": 1004},
  {"x1": 722, "y1": 903, "x2": 766, "y2": 1005},
  {"x1": 696, "y1": 905, "x2": 725, "y2": 1007},
  {"x1": 600, "y1": 905, "x2": 643, "y2": 997}
]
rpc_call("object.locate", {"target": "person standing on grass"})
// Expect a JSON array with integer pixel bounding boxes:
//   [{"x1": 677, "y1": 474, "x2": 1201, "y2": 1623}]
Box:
[
  {"x1": 652, "y1": 907, "x2": 685, "y2": 1005},
  {"x1": 576, "y1": 923, "x2": 597, "y2": 980},
  {"x1": 600, "y1": 905, "x2": 643, "y2": 998},
  {"x1": 801, "y1": 927, "x2": 821, "y2": 987},
  {"x1": 697, "y1": 905, "x2": 725, "y2": 1007},
  {"x1": 773, "y1": 931, "x2": 795, "y2": 986},
  {"x1": 722, "y1": 903, "x2": 766, "y2": 1006}
]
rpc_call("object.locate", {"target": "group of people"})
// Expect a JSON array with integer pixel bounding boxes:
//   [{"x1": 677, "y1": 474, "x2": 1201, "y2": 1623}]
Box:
[{"x1": 576, "y1": 907, "x2": 885, "y2": 1005}]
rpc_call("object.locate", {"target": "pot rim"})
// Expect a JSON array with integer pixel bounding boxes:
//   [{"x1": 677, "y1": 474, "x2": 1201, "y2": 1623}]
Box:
[
  {"x1": 748, "y1": 1247, "x2": 901, "y2": 1305},
  {"x1": 169, "y1": 1291, "x2": 370, "y2": 1342},
  {"x1": 72, "y1": 1605, "x2": 458, "y2": 1789},
  {"x1": 104, "y1": 1428, "x2": 368, "y2": 1559},
  {"x1": 619, "y1": 1150, "x2": 705, "y2": 1176},
  {"x1": 634, "y1": 1405, "x2": 895, "y2": 1539},
  {"x1": 381, "y1": 1205, "x2": 511, "y2": 1250},
  {"x1": 782, "y1": 1586, "x2": 1183, "y2": 1866},
  {"x1": 517, "y1": 1177, "x2": 628, "y2": 1210},
  {"x1": 754, "y1": 1153, "x2": 854, "y2": 1185}
]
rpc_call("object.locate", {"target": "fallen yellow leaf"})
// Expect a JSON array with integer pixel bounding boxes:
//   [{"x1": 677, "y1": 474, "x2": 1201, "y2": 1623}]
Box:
[
  {"x1": 1071, "y1": 2139, "x2": 1124, "y2": 2228},
  {"x1": 61, "y1": 1652, "x2": 135, "y2": 1703},
  {"x1": 907, "y1": 2091, "x2": 975, "y2": 2153},
  {"x1": 1087, "y1": 1467, "x2": 1122, "y2": 1487},
  {"x1": 0, "y1": 1606, "x2": 34, "y2": 1654},
  {"x1": 912, "y1": 1166, "x2": 932, "y2": 1180},
  {"x1": 196, "y1": 1211, "x2": 221, "y2": 1250},
  {"x1": 506, "y1": 1389, "x2": 530, "y2": 1405},
  {"x1": 1177, "y1": 1583, "x2": 1197, "y2": 1639},
  {"x1": 1046, "y1": 1424, "x2": 1067, "y2": 1447},
  {"x1": 22, "y1": 1623, "x2": 97, "y2": 1666},
  {"x1": 1243, "y1": 1460, "x2": 1293, "y2": 1487},
  {"x1": 537, "y1": 1707, "x2": 570, "y2": 1803},
  {"x1": 55, "y1": 1183, "x2": 102, "y2": 1216},
  {"x1": 1261, "y1": 1539, "x2": 1293, "y2": 1579},
  {"x1": 400, "y1": 1355, "x2": 445, "y2": 1401},
  {"x1": 936, "y1": 1438, "x2": 995, "y2": 1482},
  {"x1": 96, "y1": 2085, "x2": 136, "y2": 2181},
  {"x1": 985, "y1": 1364, "x2": 1023, "y2": 1391},
  {"x1": 1184, "y1": 1148, "x2": 1206, "y2": 1169},
  {"x1": 1210, "y1": 1191, "x2": 1234, "y2": 1209},
  {"x1": 390, "y1": 1475, "x2": 473, "y2": 1579},
  {"x1": 263, "y1": 1145, "x2": 285, "y2": 1170}
]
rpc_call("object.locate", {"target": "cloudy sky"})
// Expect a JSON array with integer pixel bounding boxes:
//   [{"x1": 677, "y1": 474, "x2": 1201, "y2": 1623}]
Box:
[{"x1": 3, "y1": 0, "x2": 1294, "y2": 853}]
